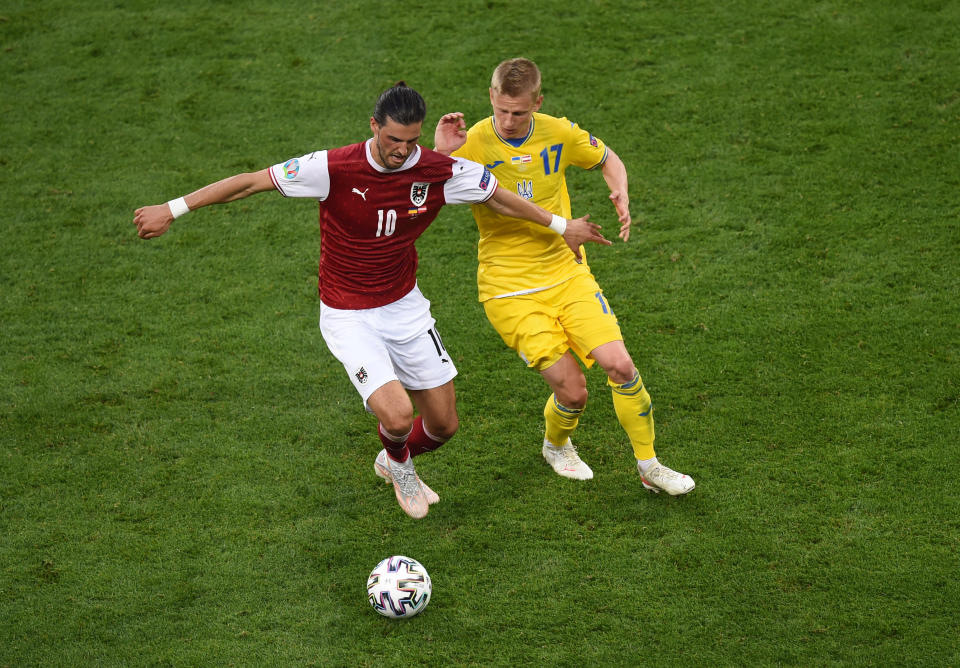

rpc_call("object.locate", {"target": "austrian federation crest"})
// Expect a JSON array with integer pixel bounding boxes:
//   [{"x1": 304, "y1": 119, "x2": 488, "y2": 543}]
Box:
[{"x1": 410, "y1": 182, "x2": 429, "y2": 207}]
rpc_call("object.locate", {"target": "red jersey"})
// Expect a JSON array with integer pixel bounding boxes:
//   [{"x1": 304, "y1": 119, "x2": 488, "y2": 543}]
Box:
[{"x1": 269, "y1": 141, "x2": 496, "y2": 309}]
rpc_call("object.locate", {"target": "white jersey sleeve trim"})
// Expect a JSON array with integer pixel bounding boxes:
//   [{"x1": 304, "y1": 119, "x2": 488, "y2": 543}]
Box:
[
  {"x1": 269, "y1": 150, "x2": 330, "y2": 200},
  {"x1": 444, "y1": 157, "x2": 498, "y2": 205}
]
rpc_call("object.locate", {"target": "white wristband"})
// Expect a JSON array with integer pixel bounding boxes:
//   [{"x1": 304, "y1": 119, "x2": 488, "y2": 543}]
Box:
[
  {"x1": 548, "y1": 214, "x2": 567, "y2": 235},
  {"x1": 167, "y1": 197, "x2": 190, "y2": 219}
]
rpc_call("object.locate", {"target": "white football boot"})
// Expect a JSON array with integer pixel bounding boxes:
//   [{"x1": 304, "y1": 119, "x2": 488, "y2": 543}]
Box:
[
  {"x1": 375, "y1": 449, "x2": 439, "y2": 506},
  {"x1": 639, "y1": 461, "x2": 695, "y2": 496},
  {"x1": 542, "y1": 438, "x2": 594, "y2": 480}
]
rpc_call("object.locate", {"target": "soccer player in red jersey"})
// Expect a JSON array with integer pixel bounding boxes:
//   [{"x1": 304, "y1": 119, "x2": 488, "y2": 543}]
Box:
[{"x1": 133, "y1": 82, "x2": 610, "y2": 519}]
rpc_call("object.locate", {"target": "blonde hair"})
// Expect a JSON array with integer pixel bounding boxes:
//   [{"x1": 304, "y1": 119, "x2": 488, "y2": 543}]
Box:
[{"x1": 491, "y1": 58, "x2": 541, "y2": 99}]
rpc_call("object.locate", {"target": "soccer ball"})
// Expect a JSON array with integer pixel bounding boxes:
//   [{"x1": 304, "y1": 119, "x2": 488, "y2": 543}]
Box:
[{"x1": 366, "y1": 555, "x2": 432, "y2": 619}]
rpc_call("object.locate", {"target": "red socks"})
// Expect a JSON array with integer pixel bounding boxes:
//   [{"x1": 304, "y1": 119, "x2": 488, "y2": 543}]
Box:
[
  {"x1": 378, "y1": 416, "x2": 446, "y2": 461},
  {"x1": 406, "y1": 416, "x2": 446, "y2": 457},
  {"x1": 378, "y1": 423, "x2": 410, "y2": 463}
]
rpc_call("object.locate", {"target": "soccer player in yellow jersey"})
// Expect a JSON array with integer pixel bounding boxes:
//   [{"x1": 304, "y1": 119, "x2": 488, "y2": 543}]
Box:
[{"x1": 435, "y1": 58, "x2": 694, "y2": 495}]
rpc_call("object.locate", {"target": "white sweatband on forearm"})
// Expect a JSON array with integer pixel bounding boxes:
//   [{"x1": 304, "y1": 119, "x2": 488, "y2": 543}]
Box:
[
  {"x1": 167, "y1": 197, "x2": 190, "y2": 219},
  {"x1": 548, "y1": 214, "x2": 567, "y2": 235}
]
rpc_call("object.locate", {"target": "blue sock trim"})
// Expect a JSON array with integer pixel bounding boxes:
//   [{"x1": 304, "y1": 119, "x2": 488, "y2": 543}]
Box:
[
  {"x1": 552, "y1": 396, "x2": 584, "y2": 415},
  {"x1": 612, "y1": 371, "x2": 642, "y2": 393}
]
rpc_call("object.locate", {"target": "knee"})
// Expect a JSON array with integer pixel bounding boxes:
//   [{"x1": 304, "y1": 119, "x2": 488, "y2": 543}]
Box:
[
  {"x1": 379, "y1": 404, "x2": 415, "y2": 437},
  {"x1": 430, "y1": 413, "x2": 459, "y2": 441},
  {"x1": 556, "y1": 380, "x2": 588, "y2": 410},
  {"x1": 605, "y1": 361, "x2": 638, "y2": 387}
]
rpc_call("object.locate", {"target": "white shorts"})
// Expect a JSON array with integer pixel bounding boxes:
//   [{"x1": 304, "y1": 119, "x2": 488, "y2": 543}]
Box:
[{"x1": 319, "y1": 284, "x2": 458, "y2": 407}]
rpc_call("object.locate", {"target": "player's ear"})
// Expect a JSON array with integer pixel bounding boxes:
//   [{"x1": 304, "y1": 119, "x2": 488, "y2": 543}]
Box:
[
  {"x1": 370, "y1": 117, "x2": 379, "y2": 136},
  {"x1": 533, "y1": 95, "x2": 543, "y2": 112}
]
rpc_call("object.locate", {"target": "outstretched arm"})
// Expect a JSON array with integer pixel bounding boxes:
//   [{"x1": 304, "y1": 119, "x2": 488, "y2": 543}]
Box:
[
  {"x1": 434, "y1": 112, "x2": 467, "y2": 156},
  {"x1": 601, "y1": 149, "x2": 632, "y2": 242},
  {"x1": 133, "y1": 169, "x2": 276, "y2": 239},
  {"x1": 484, "y1": 186, "x2": 611, "y2": 261}
]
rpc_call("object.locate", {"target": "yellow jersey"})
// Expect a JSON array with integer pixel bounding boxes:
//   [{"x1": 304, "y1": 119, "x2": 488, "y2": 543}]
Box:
[{"x1": 452, "y1": 112, "x2": 608, "y2": 301}]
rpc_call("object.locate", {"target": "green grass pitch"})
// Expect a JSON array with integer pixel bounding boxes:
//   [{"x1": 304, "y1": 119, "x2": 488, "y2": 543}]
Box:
[{"x1": 1, "y1": 1, "x2": 958, "y2": 665}]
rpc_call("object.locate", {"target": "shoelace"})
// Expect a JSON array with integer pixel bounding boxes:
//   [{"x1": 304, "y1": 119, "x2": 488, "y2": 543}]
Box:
[
  {"x1": 648, "y1": 465, "x2": 680, "y2": 482},
  {"x1": 392, "y1": 464, "x2": 422, "y2": 497},
  {"x1": 560, "y1": 445, "x2": 583, "y2": 466}
]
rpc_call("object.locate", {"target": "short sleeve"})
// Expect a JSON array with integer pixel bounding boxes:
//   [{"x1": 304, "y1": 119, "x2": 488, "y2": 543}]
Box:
[
  {"x1": 269, "y1": 150, "x2": 330, "y2": 199},
  {"x1": 564, "y1": 119, "x2": 608, "y2": 171},
  {"x1": 443, "y1": 157, "x2": 498, "y2": 205}
]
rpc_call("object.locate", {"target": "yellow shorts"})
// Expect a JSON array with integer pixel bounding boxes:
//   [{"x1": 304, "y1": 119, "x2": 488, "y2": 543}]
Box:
[{"x1": 482, "y1": 273, "x2": 623, "y2": 371}]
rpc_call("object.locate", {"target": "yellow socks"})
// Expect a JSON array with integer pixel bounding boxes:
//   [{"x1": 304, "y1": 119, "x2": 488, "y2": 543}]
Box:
[
  {"x1": 543, "y1": 373, "x2": 656, "y2": 461},
  {"x1": 543, "y1": 393, "x2": 583, "y2": 446},
  {"x1": 609, "y1": 372, "x2": 656, "y2": 461}
]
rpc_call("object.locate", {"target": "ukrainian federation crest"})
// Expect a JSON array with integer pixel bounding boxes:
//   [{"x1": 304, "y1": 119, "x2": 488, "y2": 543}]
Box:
[
  {"x1": 410, "y1": 182, "x2": 429, "y2": 207},
  {"x1": 517, "y1": 179, "x2": 534, "y2": 200}
]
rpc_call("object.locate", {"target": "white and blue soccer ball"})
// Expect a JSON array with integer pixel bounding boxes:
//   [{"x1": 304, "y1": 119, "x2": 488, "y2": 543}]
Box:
[{"x1": 366, "y1": 555, "x2": 432, "y2": 619}]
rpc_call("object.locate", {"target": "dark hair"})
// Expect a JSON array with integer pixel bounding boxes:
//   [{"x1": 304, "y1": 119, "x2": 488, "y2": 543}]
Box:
[{"x1": 372, "y1": 81, "x2": 426, "y2": 126}]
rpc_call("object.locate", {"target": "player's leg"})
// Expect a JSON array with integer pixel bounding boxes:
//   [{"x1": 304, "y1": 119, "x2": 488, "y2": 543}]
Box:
[
  {"x1": 379, "y1": 381, "x2": 454, "y2": 505},
  {"x1": 560, "y1": 276, "x2": 693, "y2": 494},
  {"x1": 320, "y1": 303, "x2": 413, "y2": 453},
  {"x1": 540, "y1": 351, "x2": 589, "y2": 409},
  {"x1": 540, "y1": 351, "x2": 588, "y2": 447},
  {"x1": 383, "y1": 337, "x2": 456, "y2": 505},
  {"x1": 408, "y1": 380, "x2": 458, "y2": 455},
  {"x1": 590, "y1": 339, "x2": 694, "y2": 496},
  {"x1": 374, "y1": 287, "x2": 458, "y2": 506},
  {"x1": 368, "y1": 362, "x2": 452, "y2": 506},
  {"x1": 483, "y1": 293, "x2": 593, "y2": 480},
  {"x1": 538, "y1": 353, "x2": 593, "y2": 480},
  {"x1": 319, "y1": 300, "x2": 429, "y2": 518},
  {"x1": 590, "y1": 340, "x2": 654, "y2": 460},
  {"x1": 368, "y1": 381, "x2": 438, "y2": 510},
  {"x1": 367, "y1": 379, "x2": 416, "y2": 460},
  {"x1": 390, "y1": 316, "x2": 459, "y2": 461}
]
